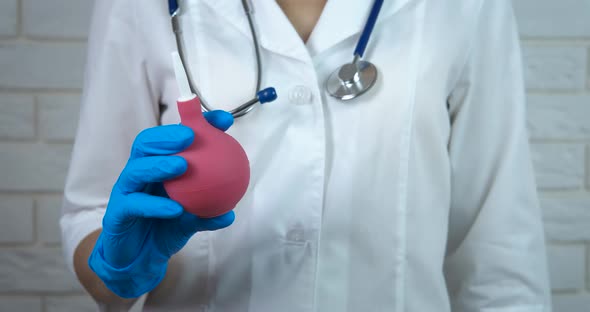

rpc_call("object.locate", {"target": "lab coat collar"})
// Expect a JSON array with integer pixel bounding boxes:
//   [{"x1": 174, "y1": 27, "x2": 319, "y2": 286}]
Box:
[
  {"x1": 305, "y1": 0, "x2": 414, "y2": 59},
  {"x1": 201, "y1": 0, "x2": 415, "y2": 63}
]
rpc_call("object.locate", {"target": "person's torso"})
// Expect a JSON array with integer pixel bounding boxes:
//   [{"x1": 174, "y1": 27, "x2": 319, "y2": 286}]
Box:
[{"x1": 140, "y1": 0, "x2": 481, "y2": 311}]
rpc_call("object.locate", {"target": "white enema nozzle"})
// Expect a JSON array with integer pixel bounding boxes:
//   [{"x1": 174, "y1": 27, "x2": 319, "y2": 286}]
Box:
[{"x1": 171, "y1": 51, "x2": 195, "y2": 101}]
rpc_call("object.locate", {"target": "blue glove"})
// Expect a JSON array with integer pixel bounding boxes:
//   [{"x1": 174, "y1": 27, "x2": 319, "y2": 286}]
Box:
[{"x1": 89, "y1": 111, "x2": 236, "y2": 299}]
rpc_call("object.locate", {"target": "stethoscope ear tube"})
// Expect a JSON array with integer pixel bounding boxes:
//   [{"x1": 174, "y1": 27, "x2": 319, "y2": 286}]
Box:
[
  {"x1": 169, "y1": 0, "x2": 384, "y2": 116},
  {"x1": 170, "y1": 0, "x2": 274, "y2": 118},
  {"x1": 168, "y1": 0, "x2": 179, "y2": 16},
  {"x1": 353, "y1": 0, "x2": 384, "y2": 58}
]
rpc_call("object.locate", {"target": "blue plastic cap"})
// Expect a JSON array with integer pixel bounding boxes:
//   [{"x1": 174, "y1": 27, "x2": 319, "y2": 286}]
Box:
[
  {"x1": 168, "y1": 0, "x2": 179, "y2": 15},
  {"x1": 257, "y1": 87, "x2": 278, "y2": 104}
]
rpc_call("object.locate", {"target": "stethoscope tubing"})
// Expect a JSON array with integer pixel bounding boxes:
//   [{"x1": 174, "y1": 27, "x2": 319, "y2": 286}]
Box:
[
  {"x1": 168, "y1": 0, "x2": 384, "y2": 118},
  {"x1": 354, "y1": 0, "x2": 384, "y2": 59},
  {"x1": 170, "y1": 2, "x2": 263, "y2": 118}
]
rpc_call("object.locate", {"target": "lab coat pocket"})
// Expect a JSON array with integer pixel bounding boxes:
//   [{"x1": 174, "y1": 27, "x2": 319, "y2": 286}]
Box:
[
  {"x1": 248, "y1": 237, "x2": 316, "y2": 312},
  {"x1": 144, "y1": 232, "x2": 212, "y2": 308}
]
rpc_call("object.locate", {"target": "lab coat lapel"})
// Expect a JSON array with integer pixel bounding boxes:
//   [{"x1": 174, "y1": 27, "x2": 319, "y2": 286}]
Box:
[
  {"x1": 200, "y1": 0, "x2": 310, "y2": 62},
  {"x1": 306, "y1": 0, "x2": 416, "y2": 58},
  {"x1": 200, "y1": 0, "x2": 416, "y2": 62}
]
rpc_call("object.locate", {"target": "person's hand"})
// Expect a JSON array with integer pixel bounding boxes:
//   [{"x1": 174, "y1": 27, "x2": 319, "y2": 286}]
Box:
[{"x1": 88, "y1": 110, "x2": 236, "y2": 299}]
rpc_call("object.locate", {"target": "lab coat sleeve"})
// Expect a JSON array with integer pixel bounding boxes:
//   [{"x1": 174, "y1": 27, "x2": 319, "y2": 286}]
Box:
[
  {"x1": 444, "y1": 0, "x2": 552, "y2": 311},
  {"x1": 60, "y1": 0, "x2": 162, "y2": 275}
]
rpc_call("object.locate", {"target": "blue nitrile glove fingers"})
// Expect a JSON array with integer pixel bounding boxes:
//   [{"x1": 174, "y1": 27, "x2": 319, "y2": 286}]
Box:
[
  {"x1": 129, "y1": 124, "x2": 194, "y2": 159},
  {"x1": 89, "y1": 111, "x2": 236, "y2": 299},
  {"x1": 102, "y1": 149, "x2": 190, "y2": 269},
  {"x1": 180, "y1": 210, "x2": 236, "y2": 233},
  {"x1": 154, "y1": 211, "x2": 236, "y2": 256},
  {"x1": 114, "y1": 156, "x2": 188, "y2": 195},
  {"x1": 203, "y1": 110, "x2": 234, "y2": 131},
  {"x1": 101, "y1": 192, "x2": 185, "y2": 268}
]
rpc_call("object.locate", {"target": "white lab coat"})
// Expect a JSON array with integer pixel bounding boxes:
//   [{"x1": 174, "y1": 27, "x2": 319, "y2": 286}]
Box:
[{"x1": 60, "y1": 0, "x2": 552, "y2": 311}]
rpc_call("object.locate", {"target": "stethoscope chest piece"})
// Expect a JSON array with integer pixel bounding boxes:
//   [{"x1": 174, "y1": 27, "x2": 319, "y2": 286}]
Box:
[
  {"x1": 326, "y1": 60, "x2": 378, "y2": 101},
  {"x1": 168, "y1": 0, "x2": 384, "y2": 115}
]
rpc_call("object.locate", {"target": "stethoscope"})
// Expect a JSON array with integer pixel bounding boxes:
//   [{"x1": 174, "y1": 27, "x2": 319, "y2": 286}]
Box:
[{"x1": 168, "y1": 0, "x2": 384, "y2": 118}]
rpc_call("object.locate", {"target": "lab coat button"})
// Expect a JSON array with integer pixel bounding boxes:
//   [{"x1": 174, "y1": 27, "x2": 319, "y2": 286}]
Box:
[
  {"x1": 289, "y1": 85, "x2": 313, "y2": 105},
  {"x1": 286, "y1": 227, "x2": 306, "y2": 243}
]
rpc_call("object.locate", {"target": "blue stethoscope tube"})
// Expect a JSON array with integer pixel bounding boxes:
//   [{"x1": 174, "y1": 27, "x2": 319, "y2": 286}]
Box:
[
  {"x1": 168, "y1": 0, "x2": 179, "y2": 16},
  {"x1": 168, "y1": 0, "x2": 384, "y2": 117},
  {"x1": 354, "y1": 0, "x2": 384, "y2": 59}
]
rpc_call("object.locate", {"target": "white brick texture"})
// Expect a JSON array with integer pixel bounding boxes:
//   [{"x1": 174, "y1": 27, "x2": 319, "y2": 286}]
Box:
[
  {"x1": 522, "y1": 45, "x2": 587, "y2": 91},
  {"x1": 527, "y1": 95, "x2": 590, "y2": 140},
  {"x1": 0, "y1": 143, "x2": 72, "y2": 191},
  {"x1": 547, "y1": 245, "x2": 586, "y2": 290},
  {"x1": 0, "y1": 0, "x2": 588, "y2": 311},
  {"x1": 531, "y1": 144, "x2": 585, "y2": 190},
  {"x1": 0, "y1": 43, "x2": 87, "y2": 89},
  {"x1": 0, "y1": 197, "x2": 34, "y2": 244},
  {"x1": 23, "y1": 0, "x2": 94, "y2": 39},
  {"x1": 0, "y1": 0, "x2": 18, "y2": 37},
  {"x1": 0, "y1": 95, "x2": 35, "y2": 139},
  {"x1": 38, "y1": 94, "x2": 81, "y2": 141},
  {"x1": 0, "y1": 297, "x2": 42, "y2": 312},
  {"x1": 0, "y1": 248, "x2": 82, "y2": 292},
  {"x1": 36, "y1": 196, "x2": 64, "y2": 244},
  {"x1": 513, "y1": 0, "x2": 590, "y2": 38},
  {"x1": 552, "y1": 294, "x2": 590, "y2": 312},
  {"x1": 44, "y1": 296, "x2": 96, "y2": 312},
  {"x1": 541, "y1": 195, "x2": 590, "y2": 241}
]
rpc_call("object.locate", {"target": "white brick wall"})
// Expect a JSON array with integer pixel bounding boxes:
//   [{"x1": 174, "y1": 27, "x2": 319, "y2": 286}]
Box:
[
  {"x1": 528, "y1": 95, "x2": 590, "y2": 140},
  {"x1": 0, "y1": 95, "x2": 35, "y2": 139},
  {"x1": 0, "y1": 297, "x2": 42, "y2": 312},
  {"x1": 0, "y1": 0, "x2": 588, "y2": 311},
  {"x1": 513, "y1": 0, "x2": 590, "y2": 38},
  {"x1": 0, "y1": 0, "x2": 18, "y2": 37},
  {"x1": 0, "y1": 1, "x2": 100, "y2": 310},
  {"x1": 517, "y1": 0, "x2": 590, "y2": 310},
  {"x1": 0, "y1": 197, "x2": 34, "y2": 243},
  {"x1": 522, "y1": 46, "x2": 587, "y2": 90},
  {"x1": 22, "y1": 0, "x2": 94, "y2": 39}
]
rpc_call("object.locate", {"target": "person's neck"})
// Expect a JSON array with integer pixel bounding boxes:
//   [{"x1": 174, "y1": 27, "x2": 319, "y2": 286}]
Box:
[{"x1": 276, "y1": 0, "x2": 327, "y2": 43}]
